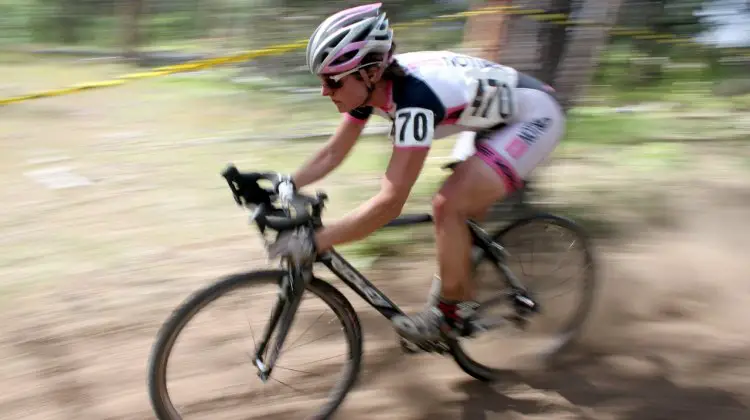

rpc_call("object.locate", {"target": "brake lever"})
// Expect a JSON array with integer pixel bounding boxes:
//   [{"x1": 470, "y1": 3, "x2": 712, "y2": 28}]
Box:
[
  {"x1": 224, "y1": 179, "x2": 243, "y2": 206},
  {"x1": 250, "y1": 203, "x2": 268, "y2": 235}
]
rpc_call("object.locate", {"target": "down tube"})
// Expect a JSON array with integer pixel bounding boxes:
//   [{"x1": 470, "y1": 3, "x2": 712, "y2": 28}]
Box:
[{"x1": 321, "y1": 250, "x2": 404, "y2": 320}]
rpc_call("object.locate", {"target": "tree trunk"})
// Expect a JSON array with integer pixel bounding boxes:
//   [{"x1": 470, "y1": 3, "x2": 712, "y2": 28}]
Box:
[
  {"x1": 496, "y1": 0, "x2": 546, "y2": 74},
  {"x1": 59, "y1": 0, "x2": 81, "y2": 45},
  {"x1": 537, "y1": 0, "x2": 574, "y2": 84},
  {"x1": 553, "y1": 0, "x2": 626, "y2": 110},
  {"x1": 121, "y1": 0, "x2": 145, "y2": 59},
  {"x1": 461, "y1": 0, "x2": 512, "y2": 61}
]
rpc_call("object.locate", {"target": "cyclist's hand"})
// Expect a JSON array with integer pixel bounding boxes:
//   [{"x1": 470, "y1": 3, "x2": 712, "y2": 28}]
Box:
[{"x1": 267, "y1": 226, "x2": 317, "y2": 265}]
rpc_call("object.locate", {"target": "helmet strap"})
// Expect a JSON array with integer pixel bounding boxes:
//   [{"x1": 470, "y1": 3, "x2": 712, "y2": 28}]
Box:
[{"x1": 354, "y1": 66, "x2": 380, "y2": 109}]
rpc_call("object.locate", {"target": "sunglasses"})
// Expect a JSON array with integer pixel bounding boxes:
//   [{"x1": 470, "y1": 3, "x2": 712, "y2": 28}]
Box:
[
  {"x1": 322, "y1": 76, "x2": 344, "y2": 90},
  {"x1": 321, "y1": 63, "x2": 379, "y2": 90}
]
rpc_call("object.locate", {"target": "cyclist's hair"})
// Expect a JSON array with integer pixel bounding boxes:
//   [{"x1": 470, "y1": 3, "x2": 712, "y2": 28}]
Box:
[
  {"x1": 382, "y1": 58, "x2": 407, "y2": 80},
  {"x1": 356, "y1": 42, "x2": 407, "y2": 81}
]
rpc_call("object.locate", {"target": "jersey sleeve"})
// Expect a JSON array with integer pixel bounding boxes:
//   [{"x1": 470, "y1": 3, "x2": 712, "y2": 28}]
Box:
[
  {"x1": 392, "y1": 107, "x2": 435, "y2": 149},
  {"x1": 346, "y1": 106, "x2": 373, "y2": 124}
]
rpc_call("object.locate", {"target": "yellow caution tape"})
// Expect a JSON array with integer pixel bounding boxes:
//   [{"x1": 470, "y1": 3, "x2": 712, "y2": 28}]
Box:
[{"x1": 2, "y1": 5, "x2": 748, "y2": 106}]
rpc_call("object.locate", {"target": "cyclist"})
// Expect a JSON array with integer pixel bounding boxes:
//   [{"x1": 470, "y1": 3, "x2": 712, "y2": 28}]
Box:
[{"x1": 267, "y1": 3, "x2": 566, "y2": 343}]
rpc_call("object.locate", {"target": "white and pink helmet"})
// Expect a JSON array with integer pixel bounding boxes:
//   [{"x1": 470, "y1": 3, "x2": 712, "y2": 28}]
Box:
[{"x1": 305, "y1": 3, "x2": 394, "y2": 76}]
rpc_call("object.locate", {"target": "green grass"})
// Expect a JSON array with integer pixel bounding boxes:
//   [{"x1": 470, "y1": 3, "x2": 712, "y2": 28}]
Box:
[
  {"x1": 565, "y1": 112, "x2": 669, "y2": 144},
  {"x1": 729, "y1": 94, "x2": 750, "y2": 111},
  {"x1": 625, "y1": 142, "x2": 690, "y2": 169},
  {"x1": 3, "y1": 56, "x2": 747, "y2": 272},
  {"x1": 566, "y1": 96, "x2": 750, "y2": 145}
]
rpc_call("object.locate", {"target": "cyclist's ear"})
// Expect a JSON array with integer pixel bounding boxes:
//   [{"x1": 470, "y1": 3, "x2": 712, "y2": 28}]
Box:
[{"x1": 364, "y1": 65, "x2": 385, "y2": 85}]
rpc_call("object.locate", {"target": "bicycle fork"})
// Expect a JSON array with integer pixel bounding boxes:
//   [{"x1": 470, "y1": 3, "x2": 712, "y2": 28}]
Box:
[{"x1": 253, "y1": 264, "x2": 310, "y2": 382}]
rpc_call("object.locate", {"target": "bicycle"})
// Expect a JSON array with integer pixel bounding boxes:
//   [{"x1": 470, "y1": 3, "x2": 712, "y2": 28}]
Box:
[{"x1": 147, "y1": 164, "x2": 597, "y2": 420}]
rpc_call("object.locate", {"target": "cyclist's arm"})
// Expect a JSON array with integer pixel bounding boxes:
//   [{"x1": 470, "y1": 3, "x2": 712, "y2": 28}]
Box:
[
  {"x1": 292, "y1": 113, "x2": 368, "y2": 189},
  {"x1": 314, "y1": 108, "x2": 434, "y2": 251}
]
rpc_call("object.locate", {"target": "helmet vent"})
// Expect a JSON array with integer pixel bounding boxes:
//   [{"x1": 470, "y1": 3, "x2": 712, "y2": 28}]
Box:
[
  {"x1": 327, "y1": 33, "x2": 347, "y2": 49},
  {"x1": 332, "y1": 50, "x2": 358, "y2": 65},
  {"x1": 351, "y1": 30, "x2": 369, "y2": 43}
]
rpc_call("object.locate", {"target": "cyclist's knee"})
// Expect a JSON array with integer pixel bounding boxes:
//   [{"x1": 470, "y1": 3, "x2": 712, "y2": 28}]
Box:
[
  {"x1": 432, "y1": 187, "x2": 468, "y2": 225},
  {"x1": 432, "y1": 193, "x2": 448, "y2": 223}
]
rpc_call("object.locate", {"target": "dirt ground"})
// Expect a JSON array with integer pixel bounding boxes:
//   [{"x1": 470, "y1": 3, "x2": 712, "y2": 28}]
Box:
[{"x1": 2, "y1": 64, "x2": 750, "y2": 419}]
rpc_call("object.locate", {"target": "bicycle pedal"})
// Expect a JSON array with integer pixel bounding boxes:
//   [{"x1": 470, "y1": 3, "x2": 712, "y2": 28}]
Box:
[{"x1": 399, "y1": 337, "x2": 421, "y2": 354}]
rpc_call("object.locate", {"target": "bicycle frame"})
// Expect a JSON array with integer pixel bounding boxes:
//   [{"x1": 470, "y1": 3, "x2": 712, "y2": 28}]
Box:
[
  {"x1": 319, "y1": 213, "x2": 519, "y2": 322},
  {"x1": 253, "y1": 213, "x2": 513, "y2": 375},
  {"x1": 222, "y1": 165, "x2": 539, "y2": 379},
  {"x1": 252, "y1": 202, "x2": 534, "y2": 377}
]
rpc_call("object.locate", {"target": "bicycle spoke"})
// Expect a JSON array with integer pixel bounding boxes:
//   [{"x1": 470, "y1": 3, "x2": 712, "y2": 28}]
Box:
[
  {"x1": 542, "y1": 261, "x2": 593, "y2": 299},
  {"x1": 546, "y1": 238, "x2": 578, "y2": 274},
  {"x1": 528, "y1": 235, "x2": 536, "y2": 277},
  {"x1": 279, "y1": 352, "x2": 347, "y2": 369},
  {"x1": 244, "y1": 307, "x2": 258, "y2": 353},
  {"x1": 271, "y1": 377, "x2": 305, "y2": 394},
  {"x1": 274, "y1": 365, "x2": 325, "y2": 376},
  {"x1": 283, "y1": 310, "x2": 327, "y2": 351},
  {"x1": 272, "y1": 352, "x2": 348, "y2": 377},
  {"x1": 274, "y1": 365, "x2": 322, "y2": 375},
  {"x1": 282, "y1": 331, "x2": 340, "y2": 354}
]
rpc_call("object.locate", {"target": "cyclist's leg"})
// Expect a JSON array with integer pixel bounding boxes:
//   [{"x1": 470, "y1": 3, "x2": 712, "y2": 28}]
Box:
[
  {"x1": 433, "y1": 153, "x2": 509, "y2": 301},
  {"x1": 392, "y1": 88, "x2": 566, "y2": 341}
]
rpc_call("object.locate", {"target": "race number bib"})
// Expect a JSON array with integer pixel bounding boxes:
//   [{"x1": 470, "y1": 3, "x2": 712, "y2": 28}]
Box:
[
  {"x1": 392, "y1": 107, "x2": 434, "y2": 147},
  {"x1": 457, "y1": 66, "x2": 518, "y2": 129}
]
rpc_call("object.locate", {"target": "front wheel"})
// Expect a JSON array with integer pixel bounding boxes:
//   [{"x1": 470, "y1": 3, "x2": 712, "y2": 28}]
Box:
[
  {"x1": 148, "y1": 270, "x2": 363, "y2": 420},
  {"x1": 449, "y1": 213, "x2": 597, "y2": 381}
]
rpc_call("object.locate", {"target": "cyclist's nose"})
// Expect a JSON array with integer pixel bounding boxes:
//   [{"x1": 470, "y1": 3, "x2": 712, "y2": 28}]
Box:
[{"x1": 321, "y1": 84, "x2": 333, "y2": 97}]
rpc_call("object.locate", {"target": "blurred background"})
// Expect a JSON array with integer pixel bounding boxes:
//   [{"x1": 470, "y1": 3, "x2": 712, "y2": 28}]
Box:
[{"x1": 2, "y1": 1, "x2": 750, "y2": 419}]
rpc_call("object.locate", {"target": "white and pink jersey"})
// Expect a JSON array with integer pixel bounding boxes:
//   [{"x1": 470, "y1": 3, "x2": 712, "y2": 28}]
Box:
[{"x1": 346, "y1": 50, "x2": 558, "y2": 149}]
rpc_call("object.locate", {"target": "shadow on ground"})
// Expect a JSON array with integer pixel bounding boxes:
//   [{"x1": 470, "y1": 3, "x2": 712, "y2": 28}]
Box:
[{"x1": 397, "y1": 347, "x2": 750, "y2": 420}]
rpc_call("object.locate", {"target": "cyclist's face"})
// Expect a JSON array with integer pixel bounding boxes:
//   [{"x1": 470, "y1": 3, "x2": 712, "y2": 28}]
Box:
[{"x1": 320, "y1": 74, "x2": 367, "y2": 112}]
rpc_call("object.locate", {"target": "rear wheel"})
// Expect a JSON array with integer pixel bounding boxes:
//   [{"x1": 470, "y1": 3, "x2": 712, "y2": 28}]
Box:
[
  {"x1": 449, "y1": 213, "x2": 597, "y2": 381},
  {"x1": 148, "y1": 270, "x2": 363, "y2": 419}
]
